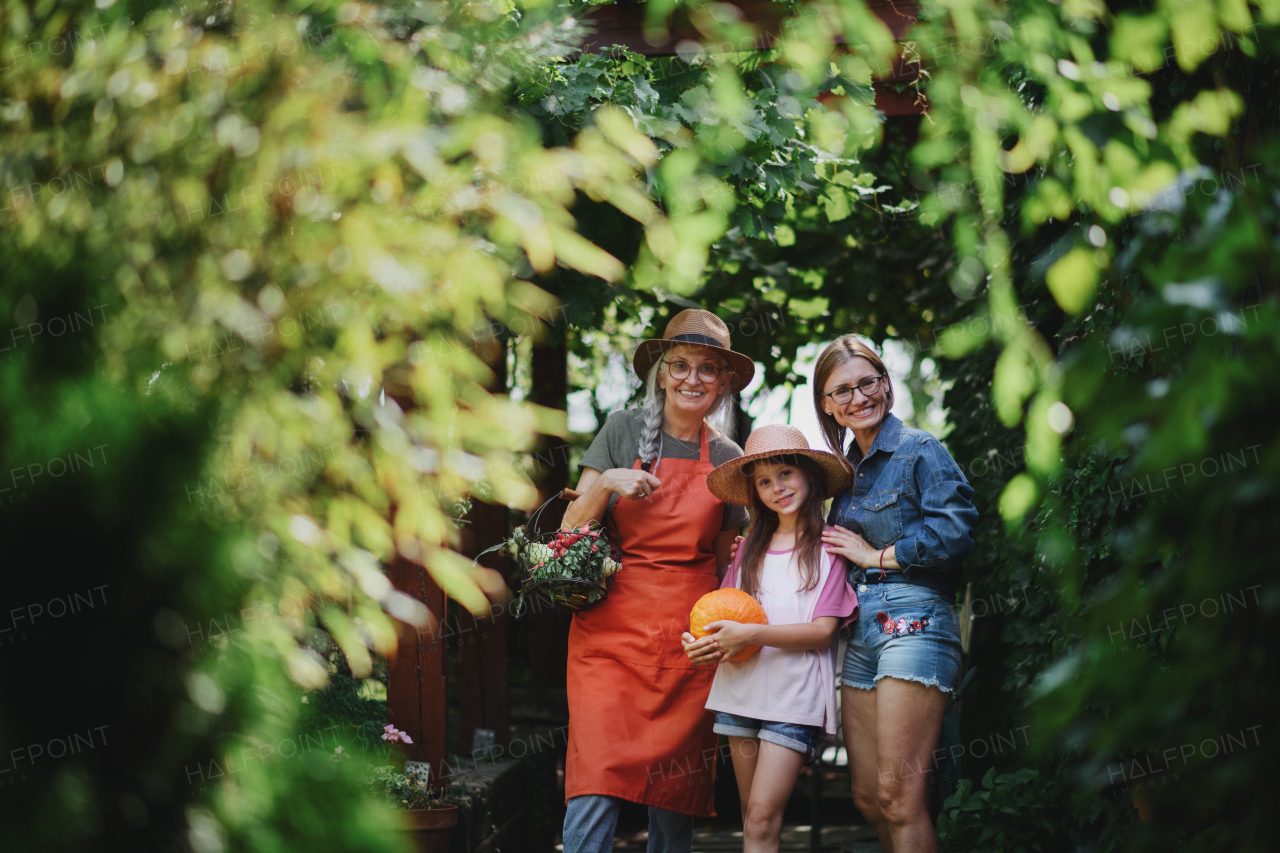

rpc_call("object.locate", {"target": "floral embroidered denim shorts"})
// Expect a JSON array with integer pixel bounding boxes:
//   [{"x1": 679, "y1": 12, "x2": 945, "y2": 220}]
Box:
[
  {"x1": 840, "y1": 582, "x2": 962, "y2": 694},
  {"x1": 713, "y1": 711, "x2": 822, "y2": 759}
]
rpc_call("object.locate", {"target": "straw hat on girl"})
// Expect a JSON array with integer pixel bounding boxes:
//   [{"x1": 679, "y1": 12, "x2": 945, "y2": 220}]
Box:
[{"x1": 705, "y1": 423, "x2": 851, "y2": 506}]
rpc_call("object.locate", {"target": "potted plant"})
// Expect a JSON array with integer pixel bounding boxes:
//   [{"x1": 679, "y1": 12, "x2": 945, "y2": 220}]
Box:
[{"x1": 367, "y1": 727, "x2": 459, "y2": 853}]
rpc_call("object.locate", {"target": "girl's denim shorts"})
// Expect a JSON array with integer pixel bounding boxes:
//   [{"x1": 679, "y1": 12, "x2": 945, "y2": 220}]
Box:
[
  {"x1": 841, "y1": 581, "x2": 962, "y2": 694},
  {"x1": 713, "y1": 711, "x2": 822, "y2": 759}
]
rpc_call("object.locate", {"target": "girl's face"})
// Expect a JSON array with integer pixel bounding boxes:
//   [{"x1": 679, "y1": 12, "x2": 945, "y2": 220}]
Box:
[
  {"x1": 752, "y1": 460, "x2": 810, "y2": 518},
  {"x1": 659, "y1": 344, "x2": 729, "y2": 419},
  {"x1": 822, "y1": 356, "x2": 888, "y2": 433}
]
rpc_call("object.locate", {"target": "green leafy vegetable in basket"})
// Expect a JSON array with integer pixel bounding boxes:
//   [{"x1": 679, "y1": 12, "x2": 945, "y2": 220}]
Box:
[{"x1": 503, "y1": 522, "x2": 620, "y2": 615}]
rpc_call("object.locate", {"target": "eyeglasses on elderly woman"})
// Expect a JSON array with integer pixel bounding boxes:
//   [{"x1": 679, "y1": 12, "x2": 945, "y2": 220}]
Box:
[{"x1": 662, "y1": 357, "x2": 725, "y2": 383}]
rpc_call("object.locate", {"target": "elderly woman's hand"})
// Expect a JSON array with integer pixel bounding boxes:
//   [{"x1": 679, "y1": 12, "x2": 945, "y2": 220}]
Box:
[
  {"x1": 822, "y1": 526, "x2": 886, "y2": 568},
  {"x1": 601, "y1": 467, "x2": 663, "y2": 501}
]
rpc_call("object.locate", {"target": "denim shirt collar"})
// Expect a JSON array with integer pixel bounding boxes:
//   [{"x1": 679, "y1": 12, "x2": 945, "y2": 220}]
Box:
[{"x1": 848, "y1": 412, "x2": 904, "y2": 466}]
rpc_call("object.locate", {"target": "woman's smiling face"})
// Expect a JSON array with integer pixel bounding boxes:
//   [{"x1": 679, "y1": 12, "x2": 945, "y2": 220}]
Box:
[
  {"x1": 822, "y1": 355, "x2": 888, "y2": 432},
  {"x1": 658, "y1": 344, "x2": 728, "y2": 419},
  {"x1": 751, "y1": 459, "x2": 810, "y2": 518}
]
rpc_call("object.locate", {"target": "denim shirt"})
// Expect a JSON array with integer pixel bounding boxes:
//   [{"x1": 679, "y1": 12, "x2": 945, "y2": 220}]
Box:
[{"x1": 826, "y1": 414, "x2": 978, "y2": 598}]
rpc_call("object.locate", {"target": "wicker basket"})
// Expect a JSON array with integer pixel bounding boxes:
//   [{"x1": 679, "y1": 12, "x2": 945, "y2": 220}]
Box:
[
  {"x1": 474, "y1": 492, "x2": 620, "y2": 616},
  {"x1": 508, "y1": 522, "x2": 619, "y2": 615}
]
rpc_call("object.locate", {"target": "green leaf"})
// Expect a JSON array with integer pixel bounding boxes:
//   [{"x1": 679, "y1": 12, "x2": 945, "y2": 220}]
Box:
[
  {"x1": 789, "y1": 296, "x2": 828, "y2": 319},
  {"x1": 937, "y1": 314, "x2": 991, "y2": 358},
  {"x1": 999, "y1": 474, "x2": 1039, "y2": 524},
  {"x1": 1167, "y1": 0, "x2": 1221, "y2": 71},
  {"x1": 821, "y1": 186, "x2": 853, "y2": 222},
  {"x1": 1045, "y1": 247, "x2": 1100, "y2": 316},
  {"x1": 1025, "y1": 391, "x2": 1064, "y2": 477},
  {"x1": 1110, "y1": 14, "x2": 1169, "y2": 73},
  {"x1": 992, "y1": 344, "x2": 1036, "y2": 426}
]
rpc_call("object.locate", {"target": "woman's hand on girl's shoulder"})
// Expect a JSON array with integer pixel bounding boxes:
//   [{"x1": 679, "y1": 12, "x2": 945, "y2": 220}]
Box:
[
  {"x1": 681, "y1": 632, "x2": 723, "y2": 666},
  {"x1": 727, "y1": 534, "x2": 744, "y2": 564},
  {"x1": 822, "y1": 525, "x2": 875, "y2": 568}
]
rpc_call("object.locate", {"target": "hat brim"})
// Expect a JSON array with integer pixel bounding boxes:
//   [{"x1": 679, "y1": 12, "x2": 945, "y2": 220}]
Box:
[
  {"x1": 706, "y1": 448, "x2": 852, "y2": 507},
  {"x1": 632, "y1": 339, "x2": 756, "y2": 393}
]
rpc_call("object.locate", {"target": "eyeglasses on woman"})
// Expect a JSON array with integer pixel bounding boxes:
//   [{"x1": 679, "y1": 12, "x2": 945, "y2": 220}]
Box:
[
  {"x1": 822, "y1": 375, "x2": 884, "y2": 404},
  {"x1": 663, "y1": 358, "x2": 725, "y2": 383}
]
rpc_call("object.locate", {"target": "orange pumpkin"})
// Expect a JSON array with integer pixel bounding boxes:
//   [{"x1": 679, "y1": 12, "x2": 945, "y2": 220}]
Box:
[{"x1": 689, "y1": 589, "x2": 768, "y2": 662}]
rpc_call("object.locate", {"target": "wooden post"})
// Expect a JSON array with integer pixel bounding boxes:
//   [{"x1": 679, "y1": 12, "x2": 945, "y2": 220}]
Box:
[
  {"x1": 458, "y1": 334, "x2": 512, "y2": 751},
  {"x1": 528, "y1": 335, "x2": 574, "y2": 688},
  {"x1": 379, "y1": 372, "x2": 453, "y2": 789},
  {"x1": 530, "y1": 336, "x2": 570, "y2": 505},
  {"x1": 459, "y1": 508, "x2": 511, "y2": 751},
  {"x1": 386, "y1": 553, "x2": 450, "y2": 789}
]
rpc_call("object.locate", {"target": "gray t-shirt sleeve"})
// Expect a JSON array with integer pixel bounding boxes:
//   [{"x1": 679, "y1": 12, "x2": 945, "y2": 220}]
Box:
[
  {"x1": 578, "y1": 411, "x2": 636, "y2": 517},
  {"x1": 710, "y1": 435, "x2": 750, "y2": 532},
  {"x1": 579, "y1": 410, "x2": 638, "y2": 474},
  {"x1": 720, "y1": 501, "x2": 749, "y2": 531}
]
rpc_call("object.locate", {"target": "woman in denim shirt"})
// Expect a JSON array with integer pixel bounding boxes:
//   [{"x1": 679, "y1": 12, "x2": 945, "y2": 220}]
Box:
[{"x1": 815, "y1": 336, "x2": 977, "y2": 853}]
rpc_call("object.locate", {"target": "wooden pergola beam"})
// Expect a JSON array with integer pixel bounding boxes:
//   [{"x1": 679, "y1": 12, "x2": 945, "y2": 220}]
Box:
[{"x1": 581, "y1": 0, "x2": 924, "y2": 115}]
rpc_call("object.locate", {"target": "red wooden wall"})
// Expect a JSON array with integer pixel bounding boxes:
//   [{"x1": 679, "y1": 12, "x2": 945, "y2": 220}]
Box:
[{"x1": 385, "y1": 553, "x2": 450, "y2": 787}]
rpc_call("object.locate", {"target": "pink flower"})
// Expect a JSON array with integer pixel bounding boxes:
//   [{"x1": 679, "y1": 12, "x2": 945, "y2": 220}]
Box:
[{"x1": 381, "y1": 724, "x2": 414, "y2": 744}]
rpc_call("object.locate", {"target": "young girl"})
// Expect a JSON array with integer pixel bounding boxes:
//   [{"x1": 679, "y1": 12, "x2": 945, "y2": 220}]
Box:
[{"x1": 683, "y1": 424, "x2": 859, "y2": 853}]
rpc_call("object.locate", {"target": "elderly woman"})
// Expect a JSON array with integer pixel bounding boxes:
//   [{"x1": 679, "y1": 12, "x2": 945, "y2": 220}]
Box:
[
  {"x1": 814, "y1": 336, "x2": 978, "y2": 853},
  {"x1": 559, "y1": 309, "x2": 755, "y2": 853}
]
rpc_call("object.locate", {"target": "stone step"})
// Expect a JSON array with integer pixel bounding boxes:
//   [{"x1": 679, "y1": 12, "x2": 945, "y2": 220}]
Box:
[
  {"x1": 447, "y1": 725, "x2": 563, "y2": 853},
  {"x1": 610, "y1": 824, "x2": 880, "y2": 852}
]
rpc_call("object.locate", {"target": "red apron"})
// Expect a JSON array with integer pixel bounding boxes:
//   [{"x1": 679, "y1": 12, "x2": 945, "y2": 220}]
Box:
[{"x1": 564, "y1": 426, "x2": 724, "y2": 817}]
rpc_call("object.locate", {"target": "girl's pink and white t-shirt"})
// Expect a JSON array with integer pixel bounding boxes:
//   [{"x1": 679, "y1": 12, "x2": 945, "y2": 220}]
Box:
[{"x1": 704, "y1": 534, "x2": 859, "y2": 734}]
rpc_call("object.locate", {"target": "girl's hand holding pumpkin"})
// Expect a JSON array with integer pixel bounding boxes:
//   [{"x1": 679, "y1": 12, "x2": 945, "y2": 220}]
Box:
[
  {"x1": 698, "y1": 621, "x2": 755, "y2": 662},
  {"x1": 681, "y1": 632, "x2": 722, "y2": 666}
]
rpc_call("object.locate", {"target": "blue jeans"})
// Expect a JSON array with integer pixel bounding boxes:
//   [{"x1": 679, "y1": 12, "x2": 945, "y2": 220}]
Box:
[
  {"x1": 841, "y1": 582, "x2": 962, "y2": 693},
  {"x1": 562, "y1": 794, "x2": 693, "y2": 853}
]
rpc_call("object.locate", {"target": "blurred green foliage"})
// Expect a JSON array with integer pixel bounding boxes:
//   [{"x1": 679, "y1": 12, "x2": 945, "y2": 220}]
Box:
[
  {"x1": 3, "y1": 0, "x2": 1278, "y2": 849},
  {"x1": 937, "y1": 767, "x2": 1122, "y2": 853},
  {"x1": 366, "y1": 765, "x2": 449, "y2": 809},
  {"x1": 899, "y1": 2, "x2": 1280, "y2": 851}
]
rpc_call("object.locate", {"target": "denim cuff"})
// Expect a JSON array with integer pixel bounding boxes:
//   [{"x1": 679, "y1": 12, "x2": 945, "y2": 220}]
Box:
[
  {"x1": 757, "y1": 729, "x2": 816, "y2": 759},
  {"x1": 894, "y1": 535, "x2": 920, "y2": 570},
  {"x1": 712, "y1": 722, "x2": 760, "y2": 739}
]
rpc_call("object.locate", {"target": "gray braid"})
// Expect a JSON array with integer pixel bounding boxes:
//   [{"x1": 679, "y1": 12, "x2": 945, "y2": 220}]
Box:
[{"x1": 639, "y1": 360, "x2": 665, "y2": 473}]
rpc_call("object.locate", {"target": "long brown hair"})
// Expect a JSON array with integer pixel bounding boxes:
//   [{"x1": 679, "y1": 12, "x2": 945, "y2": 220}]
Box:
[
  {"x1": 811, "y1": 335, "x2": 894, "y2": 466},
  {"x1": 736, "y1": 454, "x2": 828, "y2": 599}
]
